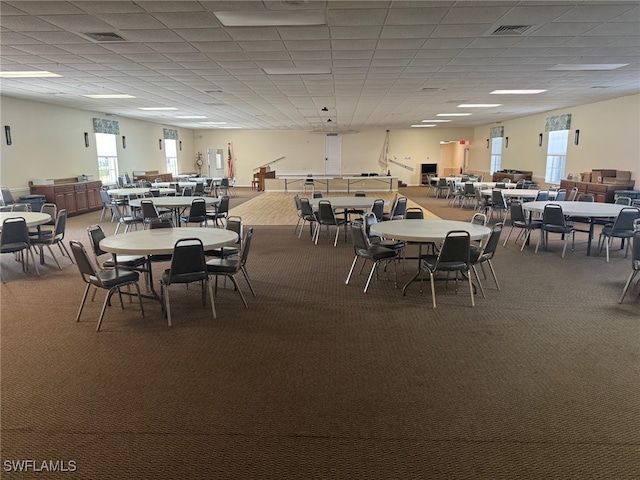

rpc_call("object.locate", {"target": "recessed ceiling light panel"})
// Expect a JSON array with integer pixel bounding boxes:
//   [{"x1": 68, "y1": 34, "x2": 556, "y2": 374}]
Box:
[
  {"x1": 214, "y1": 10, "x2": 325, "y2": 27},
  {"x1": 437, "y1": 113, "x2": 472, "y2": 117},
  {"x1": 490, "y1": 90, "x2": 546, "y2": 95},
  {"x1": 139, "y1": 107, "x2": 178, "y2": 111},
  {"x1": 547, "y1": 64, "x2": 628, "y2": 71},
  {"x1": 0, "y1": 71, "x2": 62, "y2": 78},
  {"x1": 83, "y1": 94, "x2": 135, "y2": 99},
  {"x1": 458, "y1": 104, "x2": 501, "y2": 108},
  {"x1": 263, "y1": 67, "x2": 331, "y2": 75}
]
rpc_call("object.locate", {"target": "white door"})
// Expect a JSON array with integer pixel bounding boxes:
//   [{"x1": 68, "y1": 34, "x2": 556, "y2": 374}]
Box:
[{"x1": 325, "y1": 134, "x2": 342, "y2": 175}]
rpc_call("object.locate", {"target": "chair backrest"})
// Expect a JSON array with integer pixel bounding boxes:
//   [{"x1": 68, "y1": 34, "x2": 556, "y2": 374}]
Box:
[
  {"x1": 181, "y1": 186, "x2": 193, "y2": 196},
  {"x1": 491, "y1": 189, "x2": 507, "y2": 208},
  {"x1": 293, "y1": 194, "x2": 301, "y2": 212},
  {"x1": 149, "y1": 188, "x2": 160, "y2": 197},
  {"x1": 391, "y1": 197, "x2": 408, "y2": 218},
  {"x1": 351, "y1": 221, "x2": 371, "y2": 251},
  {"x1": 436, "y1": 231, "x2": 471, "y2": 267},
  {"x1": 193, "y1": 182, "x2": 205, "y2": 195},
  {"x1": 11, "y1": 203, "x2": 31, "y2": 212},
  {"x1": 0, "y1": 187, "x2": 15, "y2": 205},
  {"x1": 478, "y1": 223, "x2": 503, "y2": 259},
  {"x1": 100, "y1": 189, "x2": 112, "y2": 205},
  {"x1": 371, "y1": 199, "x2": 385, "y2": 221},
  {"x1": 527, "y1": 183, "x2": 539, "y2": 190},
  {"x1": 495, "y1": 183, "x2": 506, "y2": 189},
  {"x1": 566, "y1": 187, "x2": 579, "y2": 201},
  {"x1": 87, "y1": 224, "x2": 108, "y2": 259},
  {"x1": 509, "y1": 202, "x2": 526, "y2": 223},
  {"x1": 535, "y1": 190, "x2": 549, "y2": 201},
  {"x1": 610, "y1": 207, "x2": 640, "y2": 233},
  {"x1": 117, "y1": 176, "x2": 126, "y2": 188},
  {"x1": 149, "y1": 218, "x2": 173, "y2": 229},
  {"x1": 515, "y1": 179, "x2": 525, "y2": 189},
  {"x1": 216, "y1": 195, "x2": 230, "y2": 214},
  {"x1": 124, "y1": 172, "x2": 132, "y2": 184},
  {"x1": 542, "y1": 204, "x2": 566, "y2": 226},
  {"x1": 141, "y1": 199, "x2": 159, "y2": 221},
  {"x1": 363, "y1": 212, "x2": 378, "y2": 238},
  {"x1": 317, "y1": 200, "x2": 337, "y2": 223},
  {"x1": 41, "y1": 203, "x2": 57, "y2": 224},
  {"x1": 438, "y1": 178, "x2": 448, "y2": 187},
  {"x1": 70, "y1": 240, "x2": 100, "y2": 285},
  {"x1": 239, "y1": 227, "x2": 254, "y2": 268},
  {"x1": 577, "y1": 193, "x2": 594, "y2": 202},
  {"x1": 226, "y1": 216, "x2": 243, "y2": 246},
  {"x1": 53, "y1": 209, "x2": 68, "y2": 241},
  {"x1": 471, "y1": 213, "x2": 487, "y2": 226},
  {"x1": 304, "y1": 175, "x2": 314, "y2": 185},
  {"x1": 1, "y1": 217, "x2": 29, "y2": 245},
  {"x1": 554, "y1": 190, "x2": 567, "y2": 201},
  {"x1": 299, "y1": 197, "x2": 314, "y2": 217},
  {"x1": 463, "y1": 183, "x2": 475, "y2": 195},
  {"x1": 221, "y1": 178, "x2": 230, "y2": 187},
  {"x1": 166, "y1": 238, "x2": 207, "y2": 284},
  {"x1": 109, "y1": 203, "x2": 123, "y2": 221},
  {"x1": 312, "y1": 192, "x2": 323, "y2": 198},
  {"x1": 188, "y1": 197, "x2": 207, "y2": 219},
  {"x1": 615, "y1": 196, "x2": 632, "y2": 206},
  {"x1": 405, "y1": 207, "x2": 424, "y2": 219},
  {"x1": 354, "y1": 191, "x2": 366, "y2": 197}
]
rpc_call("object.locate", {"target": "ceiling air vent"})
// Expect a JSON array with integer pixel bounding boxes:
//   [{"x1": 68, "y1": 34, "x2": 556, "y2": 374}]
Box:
[
  {"x1": 82, "y1": 32, "x2": 126, "y2": 42},
  {"x1": 491, "y1": 25, "x2": 533, "y2": 36}
]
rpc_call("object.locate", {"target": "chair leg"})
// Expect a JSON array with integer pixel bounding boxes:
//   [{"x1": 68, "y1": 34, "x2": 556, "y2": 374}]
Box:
[
  {"x1": 429, "y1": 271, "x2": 437, "y2": 308},
  {"x1": 228, "y1": 275, "x2": 248, "y2": 308},
  {"x1": 46, "y1": 244, "x2": 62, "y2": 270},
  {"x1": 619, "y1": 270, "x2": 639, "y2": 303},
  {"x1": 471, "y1": 265, "x2": 486, "y2": 298},
  {"x1": 97, "y1": 288, "x2": 116, "y2": 331},
  {"x1": 467, "y1": 268, "x2": 475, "y2": 307},
  {"x1": 346, "y1": 255, "x2": 359, "y2": 285},
  {"x1": 240, "y1": 266, "x2": 257, "y2": 297},
  {"x1": 133, "y1": 282, "x2": 145, "y2": 318},
  {"x1": 364, "y1": 261, "x2": 378, "y2": 293},
  {"x1": 165, "y1": 285, "x2": 172, "y2": 327},
  {"x1": 207, "y1": 278, "x2": 217, "y2": 319},
  {"x1": 487, "y1": 259, "x2": 500, "y2": 290},
  {"x1": 76, "y1": 284, "x2": 91, "y2": 322}
]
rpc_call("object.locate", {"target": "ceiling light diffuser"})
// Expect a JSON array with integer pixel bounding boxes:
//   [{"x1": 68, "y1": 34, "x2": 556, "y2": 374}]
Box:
[
  {"x1": 547, "y1": 64, "x2": 628, "y2": 71},
  {"x1": 437, "y1": 113, "x2": 472, "y2": 117},
  {"x1": 422, "y1": 120, "x2": 451, "y2": 123},
  {"x1": 214, "y1": 10, "x2": 325, "y2": 27},
  {"x1": 175, "y1": 116, "x2": 207, "y2": 119},
  {"x1": 83, "y1": 94, "x2": 136, "y2": 99},
  {"x1": 457, "y1": 104, "x2": 501, "y2": 108},
  {"x1": 139, "y1": 107, "x2": 178, "y2": 111},
  {"x1": 490, "y1": 90, "x2": 546, "y2": 94},
  {"x1": 0, "y1": 71, "x2": 62, "y2": 78},
  {"x1": 411, "y1": 124, "x2": 436, "y2": 128},
  {"x1": 200, "y1": 122, "x2": 227, "y2": 125},
  {"x1": 263, "y1": 67, "x2": 331, "y2": 75}
]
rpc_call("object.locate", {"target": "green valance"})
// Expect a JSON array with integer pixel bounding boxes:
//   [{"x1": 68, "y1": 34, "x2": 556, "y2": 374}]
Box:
[
  {"x1": 93, "y1": 118, "x2": 120, "y2": 135},
  {"x1": 163, "y1": 128, "x2": 179, "y2": 140},
  {"x1": 545, "y1": 114, "x2": 571, "y2": 132},
  {"x1": 490, "y1": 126, "x2": 504, "y2": 138}
]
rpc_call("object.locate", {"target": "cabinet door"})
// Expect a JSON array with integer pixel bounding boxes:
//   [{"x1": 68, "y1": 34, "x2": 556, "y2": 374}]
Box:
[
  {"x1": 64, "y1": 192, "x2": 77, "y2": 214},
  {"x1": 75, "y1": 185, "x2": 89, "y2": 212},
  {"x1": 54, "y1": 192, "x2": 67, "y2": 211}
]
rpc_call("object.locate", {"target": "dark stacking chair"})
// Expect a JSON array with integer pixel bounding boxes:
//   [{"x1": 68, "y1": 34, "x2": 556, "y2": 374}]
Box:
[
  {"x1": 345, "y1": 222, "x2": 397, "y2": 293},
  {"x1": 30, "y1": 209, "x2": 74, "y2": 269},
  {"x1": 535, "y1": 204, "x2": 575, "y2": 258},
  {"x1": 597, "y1": 207, "x2": 640, "y2": 262},
  {"x1": 313, "y1": 200, "x2": 346, "y2": 246},
  {"x1": 180, "y1": 197, "x2": 208, "y2": 227},
  {"x1": 371, "y1": 199, "x2": 385, "y2": 221},
  {"x1": 161, "y1": 238, "x2": 215, "y2": 327},
  {"x1": 619, "y1": 227, "x2": 640, "y2": 303},
  {"x1": 1, "y1": 217, "x2": 39, "y2": 281},
  {"x1": 206, "y1": 215, "x2": 243, "y2": 259},
  {"x1": 70, "y1": 240, "x2": 144, "y2": 332},
  {"x1": 206, "y1": 195, "x2": 230, "y2": 227},
  {"x1": 206, "y1": 227, "x2": 256, "y2": 307},
  {"x1": 502, "y1": 202, "x2": 541, "y2": 250},
  {"x1": 470, "y1": 222, "x2": 503, "y2": 298},
  {"x1": 420, "y1": 230, "x2": 474, "y2": 308},
  {"x1": 297, "y1": 197, "x2": 317, "y2": 240}
]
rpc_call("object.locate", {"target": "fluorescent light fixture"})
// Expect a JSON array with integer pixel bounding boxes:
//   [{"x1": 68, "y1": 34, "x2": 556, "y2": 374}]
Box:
[
  {"x1": 219, "y1": 126, "x2": 241, "y2": 129},
  {"x1": 175, "y1": 115, "x2": 207, "y2": 119},
  {"x1": 83, "y1": 94, "x2": 136, "y2": 99},
  {"x1": 139, "y1": 107, "x2": 178, "y2": 111},
  {"x1": 437, "y1": 113, "x2": 472, "y2": 117},
  {"x1": 457, "y1": 104, "x2": 501, "y2": 108},
  {"x1": 0, "y1": 71, "x2": 62, "y2": 78},
  {"x1": 491, "y1": 90, "x2": 546, "y2": 94},
  {"x1": 547, "y1": 64, "x2": 628, "y2": 71},
  {"x1": 263, "y1": 67, "x2": 331, "y2": 75},
  {"x1": 200, "y1": 122, "x2": 227, "y2": 125},
  {"x1": 411, "y1": 124, "x2": 436, "y2": 128},
  {"x1": 421, "y1": 120, "x2": 451, "y2": 123},
  {"x1": 214, "y1": 10, "x2": 325, "y2": 27}
]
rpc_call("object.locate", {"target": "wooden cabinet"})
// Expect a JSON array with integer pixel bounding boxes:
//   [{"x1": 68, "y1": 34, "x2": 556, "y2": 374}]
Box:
[
  {"x1": 30, "y1": 180, "x2": 103, "y2": 216},
  {"x1": 492, "y1": 171, "x2": 533, "y2": 182},
  {"x1": 560, "y1": 180, "x2": 634, "y2": 203}
]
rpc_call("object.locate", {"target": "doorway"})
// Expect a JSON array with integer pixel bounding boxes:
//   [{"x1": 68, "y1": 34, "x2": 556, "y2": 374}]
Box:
[{"x1": 325, "y1": 134, "x2": 342, "y2": 175}]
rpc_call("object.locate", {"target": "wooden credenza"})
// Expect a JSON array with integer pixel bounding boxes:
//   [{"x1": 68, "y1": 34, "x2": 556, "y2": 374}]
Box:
[
  {"x1": 30, "y1": 180, "x2": 103, "y2": 216},
  {"x1": 560, "y1": 180, "x2": 635, "y2": 203},
  {"x1": 492, "y1": 170, "x2": 533, "y2": 182}
]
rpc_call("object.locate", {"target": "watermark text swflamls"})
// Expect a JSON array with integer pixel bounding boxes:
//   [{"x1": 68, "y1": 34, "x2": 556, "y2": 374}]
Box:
[{"x1": 3, "y1": 459, "x2": 77, "y2": 473}]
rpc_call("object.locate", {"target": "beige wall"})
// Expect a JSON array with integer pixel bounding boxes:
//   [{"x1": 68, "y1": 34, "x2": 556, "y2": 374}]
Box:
[
  {"x1": 0, "y1": 96, "x2": 195, "y2": 195},
  {"x1": 193, "y1": 126, "x2": 474, "y2": 187},
  {"x1": 1, "y1": 93, "x2": 638, "y2": 197},
  {"x1": 469, "y1": 94, "x2": 640, "y2": 186}
]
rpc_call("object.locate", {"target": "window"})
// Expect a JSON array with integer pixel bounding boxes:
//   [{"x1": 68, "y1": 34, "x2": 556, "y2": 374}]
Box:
[
  {"x1": 489, "y1": 136, "x2": 503, "y2": 174},
  {"x1": 165, "y1": 139, "x2": 178, "y2": 176},
  {"x1": 95, "y1": 133, "x2": 118, "y2": 184},
  {"x1": 545, "y1": 130, "x2": 569, "y2": 183}
]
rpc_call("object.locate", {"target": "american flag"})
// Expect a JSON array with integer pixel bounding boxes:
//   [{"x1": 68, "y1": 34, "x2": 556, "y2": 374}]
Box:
[
  {"x1": 379, "y1": 130, "x2": 389, "y2": 173},
  {"x1": 227, "y1": 143, "x2": 235, "y2": 179}
]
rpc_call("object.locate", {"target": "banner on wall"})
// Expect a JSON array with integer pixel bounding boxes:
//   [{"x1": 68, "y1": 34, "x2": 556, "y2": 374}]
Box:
[{"x1": 227, "y1": 143, "x2": 235, "y2": 179}]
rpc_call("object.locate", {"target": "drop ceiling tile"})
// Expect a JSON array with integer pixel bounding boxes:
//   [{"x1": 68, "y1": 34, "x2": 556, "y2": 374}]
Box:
[
  {"x1": 284, "y1": 40, "x2": 331, "y2": 51},
  {"x1": 328, "y1": 9, "x2": 388, "y2": 26},
  {"x1": 120, "y1": 29, "x2": 185, "y2": 42},
  {"x1": 276, "y1": 26, "x2": 329, "y2": 40}
]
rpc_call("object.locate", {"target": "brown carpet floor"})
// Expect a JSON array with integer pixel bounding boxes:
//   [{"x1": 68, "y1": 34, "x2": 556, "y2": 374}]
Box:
[{"x1": 1, "y1": 187, "x2": 639, "y2": 479}]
